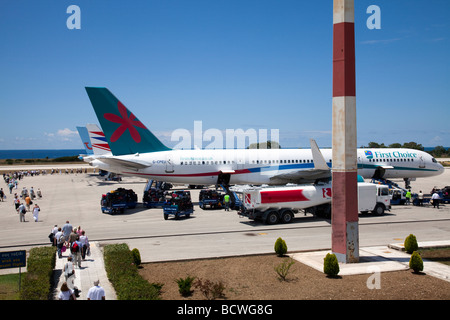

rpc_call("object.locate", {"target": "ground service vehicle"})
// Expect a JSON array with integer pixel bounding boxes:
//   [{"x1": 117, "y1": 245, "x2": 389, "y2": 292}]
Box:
[
  {"x1": 101, "y1": 188, "x2": 137, "y2": 214},
  {"x1": 238, "y1": 182, "x2": 391, "y2": 224},
  {"x1": 199, "y1": 189, "x2": 225, "y2": 209},
  {"x1": 163, "y1": 190, "x2": 194, "y2": 220},
  {"x1": 143, "y1": 180, "x2": 172, "y2": 208}
]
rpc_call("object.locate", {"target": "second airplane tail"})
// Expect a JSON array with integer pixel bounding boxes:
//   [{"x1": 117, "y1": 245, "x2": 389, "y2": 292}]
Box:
[{"x1": 85, "y1": 87, "x2": 171, "y2": 156}]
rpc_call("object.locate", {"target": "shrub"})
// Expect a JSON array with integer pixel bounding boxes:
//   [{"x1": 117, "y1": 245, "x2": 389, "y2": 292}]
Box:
[
  {"x1": 175, "y1": 276, "x2": 195, "y2": 296},
  {"x1": 274, "y1": 237, "x2": 287, "y2": 256},
  {"x1": 404, "y1": 234, "x2": 419, "y2": 253},
  {"x1": 323, "y1": 253, "x2": 340, "y2": 277},
  {"x1": 131, "y1": 248, "x2": 141, "y2": 267},
  {"x1": 409, "y1": 251, "x2": 424, "y2": 273},
  {"x1": 194, "y1": 278, "x2": 225, "y2": 300},
  {"x1": 20, "y1": 246, "x2": 56, "y2": 300},
  {"x1": 274, "y1": 257, "x2": 295, "y2": 281},
  {"x1": 104, "y1": 243, "x2": 162, "y2": 300}
]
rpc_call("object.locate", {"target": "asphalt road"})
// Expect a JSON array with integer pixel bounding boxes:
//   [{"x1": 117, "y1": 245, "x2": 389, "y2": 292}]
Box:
[{"x1": 1, "y1": 165, "x2": 449, "y2": 263}]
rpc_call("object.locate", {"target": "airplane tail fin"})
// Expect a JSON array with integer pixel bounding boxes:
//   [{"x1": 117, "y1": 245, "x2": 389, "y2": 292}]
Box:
[
  {"x1": 86, "y1": 123, "x2": 111, "y2": 155},
  {"x1": 85, "y1": 87, "x2": 171, "y2": 156},
  {"x1": 76, "y1": 126, "x2": 93, "y2": 155},
  {"x1": 310, "y1": 139, "x2": 330, "y2": 171}
]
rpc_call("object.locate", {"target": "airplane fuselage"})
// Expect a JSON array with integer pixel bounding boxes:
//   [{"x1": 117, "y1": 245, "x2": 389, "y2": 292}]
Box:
[{"x1": 92, "y1": 148, "x2": 444, "y2": 185}]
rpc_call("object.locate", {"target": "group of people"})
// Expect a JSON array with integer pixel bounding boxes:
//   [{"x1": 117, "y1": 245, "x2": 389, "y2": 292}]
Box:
[
  {"x1": 50, "y1": 221, "x2": 106, "y2": 300},
  {"x1": 50, "y1": 221, "x2": 90, "y2": 261},
  {"x1": 2, "y1": 170, "x2": 45, "y2": 222},
  {"x1": 12, "y1": 186, "x2": 42, "y2": 222}
]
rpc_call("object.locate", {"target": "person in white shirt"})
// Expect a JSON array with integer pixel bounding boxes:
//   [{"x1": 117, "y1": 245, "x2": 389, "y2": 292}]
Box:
[
  {"x1": 58, "y1": 282, "x2": 76, "y2": 300},
  {"x1": 87, "y1": 280, "x2": 105, "y2": 300},
  {"x1": 431, "y1": 192, "x2": 441, "y2": 209},
  {"x1": 32, "y1": 204, "x2": 40, "y2": 222}
]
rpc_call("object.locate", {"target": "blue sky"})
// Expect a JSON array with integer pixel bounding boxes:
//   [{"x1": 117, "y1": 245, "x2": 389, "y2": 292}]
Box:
[{"x1": 0, "y1": 0, "x2": 449, "y2": 150}]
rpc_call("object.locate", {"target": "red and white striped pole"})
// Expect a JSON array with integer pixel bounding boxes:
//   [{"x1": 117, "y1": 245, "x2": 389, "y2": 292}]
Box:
[{"x1": 332, "y1": 0, "x2": 359, "y2": 263}]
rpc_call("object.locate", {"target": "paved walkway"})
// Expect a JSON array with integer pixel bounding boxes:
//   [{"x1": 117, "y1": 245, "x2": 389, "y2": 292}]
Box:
[{"x1": 53, "y1": 241, "x2": 116, "y2": 300}]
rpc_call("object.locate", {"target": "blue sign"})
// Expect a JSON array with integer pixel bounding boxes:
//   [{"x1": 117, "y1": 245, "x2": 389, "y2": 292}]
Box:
[{"x1": 0, "y1": 250, "x2": 26, "y2": 269}]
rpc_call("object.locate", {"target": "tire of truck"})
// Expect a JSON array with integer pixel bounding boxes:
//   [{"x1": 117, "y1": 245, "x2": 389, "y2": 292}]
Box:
[
  {"x1": 265, "y1": 211, "x2": 279, "y2": 225},
  {"x1": 372, "y1": 204, "x2": 385, "y2": 216},
  {"x1": 163, "y1": 214, "x2": 168, "y2": 220},
  {"x1": 280, "y1": 209, "x2": 294, "y2": 224}
]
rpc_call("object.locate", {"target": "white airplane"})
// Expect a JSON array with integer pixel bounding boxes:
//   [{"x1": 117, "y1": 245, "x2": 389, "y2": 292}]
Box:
[{"x1": 85, "y1": 87, "x2": 444, "y2": 186}]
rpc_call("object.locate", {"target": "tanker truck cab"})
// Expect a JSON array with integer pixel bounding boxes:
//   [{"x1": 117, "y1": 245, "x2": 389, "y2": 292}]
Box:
[{"x1": 358, "y1": 183, "x2": 391, "y2": 215}]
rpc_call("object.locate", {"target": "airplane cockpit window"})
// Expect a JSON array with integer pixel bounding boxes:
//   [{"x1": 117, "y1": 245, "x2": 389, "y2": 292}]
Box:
[{"x1": 432, "y1": 158, "x2": 437, "y2": 163}]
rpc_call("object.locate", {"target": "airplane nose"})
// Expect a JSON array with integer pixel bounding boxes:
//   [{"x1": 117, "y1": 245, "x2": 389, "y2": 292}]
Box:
[{"x1": 438, "y1": 162, "x2": 445, "y2": 174}]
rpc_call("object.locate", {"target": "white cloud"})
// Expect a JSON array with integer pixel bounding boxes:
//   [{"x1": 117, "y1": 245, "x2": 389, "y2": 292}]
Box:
[{"x1": 57, "y1": 128, "x2": 78, "y2": 137}]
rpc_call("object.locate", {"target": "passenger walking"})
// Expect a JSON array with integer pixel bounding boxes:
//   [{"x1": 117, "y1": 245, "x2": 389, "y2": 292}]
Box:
[
  {"x1": 17, "y1": 202, "x2": 26, "y2": 222},
  {"x1": 32, "y1": 203, "x2": 40, "y2": 222},
  {"x1": 71, "y1": 236, "x2": 82, "y2": 268},
  {"x1": 25, "y1": 194, "x2": 31, "y2": 211},
  {"x1": 69, "y1": 229, "x2": 78, "y2": 247},
  {"x1": 58, "y1": 282, "x2": 76, "y2": 300},
  {"x1": 13, "y1": 194, "x2": 20, "y2": 211},
  {"x1": 79, "y1": 230, "x2": 90, "y2": 260},
  {"x1": 55, "y1": 228, "x2": 65, "y2": 258},
  {"x1": 87, "y1": 280, "x2": 105, "y2": 300},
  {"x1": 64, "y1": 257, "x2": 76, "y2": 290},
  {"x1": 49, "y1": 225, "x2": 58, "y2": 246},
  {"x1": 62, "y1": 221, "x2": 73, "y2": 245}
]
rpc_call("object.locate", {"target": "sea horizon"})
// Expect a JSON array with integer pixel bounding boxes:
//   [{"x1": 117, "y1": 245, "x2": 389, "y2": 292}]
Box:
[{"x1": 0, "y1": 149, "x2": 85, "y2": 160}]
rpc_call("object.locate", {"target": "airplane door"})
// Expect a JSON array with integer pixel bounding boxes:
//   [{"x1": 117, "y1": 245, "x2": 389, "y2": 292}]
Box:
[
  {"x1": 165, "y1": 156, "x2": 174, "y2": 173},
  {"x1": 419, "y1": 156, "x2": 425, "y2": 168}
]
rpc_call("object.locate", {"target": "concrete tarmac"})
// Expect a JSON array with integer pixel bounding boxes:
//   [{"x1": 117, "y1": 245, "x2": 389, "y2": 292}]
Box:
[{"x1": 1, "y1": 164, "x2": 449, "y2": 299}]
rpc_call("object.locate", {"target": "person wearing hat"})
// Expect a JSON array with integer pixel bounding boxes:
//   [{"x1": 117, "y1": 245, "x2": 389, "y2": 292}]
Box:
[{"x1": 87, "y1": 280, "x2": 105, "y2": 300}]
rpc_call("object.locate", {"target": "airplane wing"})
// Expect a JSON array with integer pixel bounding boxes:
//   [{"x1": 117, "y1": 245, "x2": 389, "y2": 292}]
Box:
[
  {"x1": 269, "y1": 139, "x2": 331, "y2": 184},
  {"x1": 96, "y1": 156, "x2": 151, "y2": 171}
]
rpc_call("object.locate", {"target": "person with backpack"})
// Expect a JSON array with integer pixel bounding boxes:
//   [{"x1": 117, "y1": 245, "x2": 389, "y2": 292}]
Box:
[{"x1": 71, "y1": 235, "x2": 82, "y2": 268}]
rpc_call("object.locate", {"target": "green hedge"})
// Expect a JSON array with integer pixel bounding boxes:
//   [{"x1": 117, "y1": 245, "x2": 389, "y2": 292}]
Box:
[
  {"x1": 103, "y1": 243, "x2": 161, "y2": 300},
  {"x1": 20, "y1": 246, "x2": 56, "y2": 300}
]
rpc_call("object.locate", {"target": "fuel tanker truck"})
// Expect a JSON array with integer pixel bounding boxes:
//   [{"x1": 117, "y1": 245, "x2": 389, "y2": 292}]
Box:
[{"x1": 237, "y1": 181, "x2": 390, "y2": 224}]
